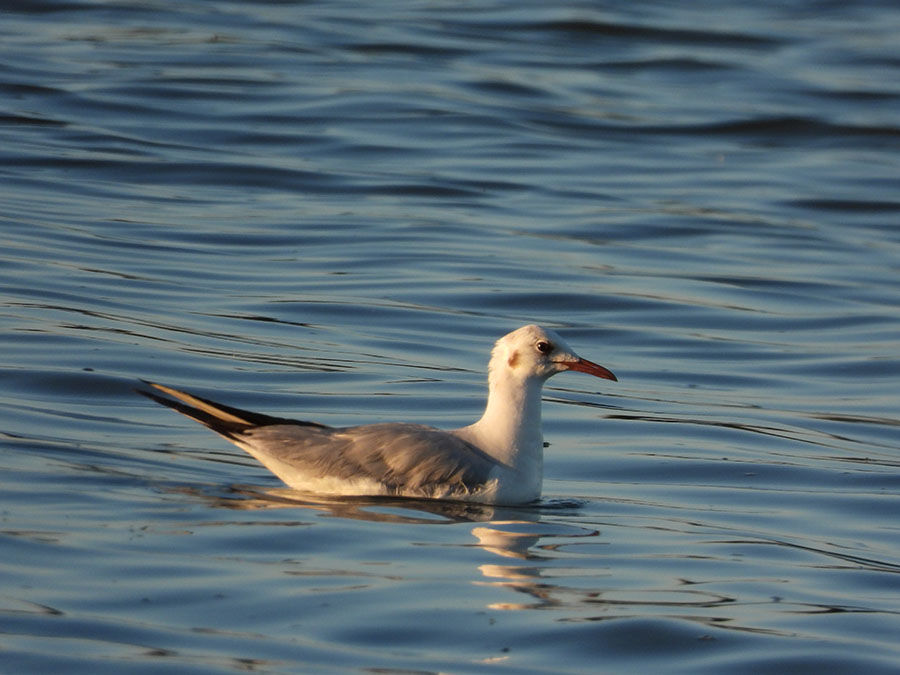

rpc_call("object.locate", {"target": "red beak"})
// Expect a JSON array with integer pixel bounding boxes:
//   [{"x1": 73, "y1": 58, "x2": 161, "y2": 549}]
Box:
[{"x1": 566, "y1": 358, "x2": 617, "y2": 382}]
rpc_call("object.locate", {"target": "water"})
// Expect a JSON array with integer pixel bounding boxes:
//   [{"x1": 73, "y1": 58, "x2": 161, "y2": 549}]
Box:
[{"x1": 2, "y1": 1, "x2": 899, "y2": 672}]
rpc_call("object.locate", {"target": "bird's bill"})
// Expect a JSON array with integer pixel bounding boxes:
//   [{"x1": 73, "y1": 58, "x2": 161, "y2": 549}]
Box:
[{"x1": 565, "y1": 358, "x2": 617, "y2": 381}]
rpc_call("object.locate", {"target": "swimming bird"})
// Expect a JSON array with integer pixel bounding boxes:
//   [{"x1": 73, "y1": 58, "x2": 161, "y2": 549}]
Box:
[{"x1": 140, "y1": 324, "x2": 616, "y2": 505}]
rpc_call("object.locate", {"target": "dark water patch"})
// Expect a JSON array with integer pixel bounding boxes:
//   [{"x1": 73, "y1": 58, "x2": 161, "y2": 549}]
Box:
[
  {"x1": 0, "y1": 368, "x2": 136, "y2": 399},
  {"x1": 0, "y1": 81, "x2": 65, "y2": 99},
  {"x1": 523, "y1": 113, "x2": 900, "y2": 147},
  {"x1": 654, "y1": 116, "x2": 900, "y2": 145},
  {"x1": 690, "y1": 116, "x2": 900, "y2": 140},
  {"x1": 347, "y1": 41, "x2": 471, "y2": 60},
  {"x1": 785, "y1": 198, "x2": 900, "y2": 213},
  {"x1": 101, "y1": 82, "x2": 274, "y2": 103},
  {"x1": 504, "y1": 617, "x2": 753, "y2": 674},
  {"x1": 4, "y1": 156, "x2": 343, "y2": 191},
  {"x1": 0, "y1": 113, "x2": 67, "y2": 127},
  {"x1": 0, "y1": 0, "x2": 94, "y2": 14},
  {"x1": 366, "y1": 182, "x2": 488, "y2": 199},
  {"x1": 466, "y1": 77, "x2": 554, "y2": 99},
  {"x1": 486, "y1": 18, "x2": 781, "y2": 49},
  {"x1": 808, "y1": 88, "x2": 900, "y2": 103},
  {"x1": 599, "y1": 57, "x2": 739, "y2": 72}
]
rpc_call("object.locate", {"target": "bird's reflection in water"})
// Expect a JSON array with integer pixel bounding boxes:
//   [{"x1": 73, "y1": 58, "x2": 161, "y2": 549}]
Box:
[
  {"x1": 201, "y1": 484, "x2": 511, "y2": 523},
  {"x1": 471, "y1": 520, "x2": 603, "y2": 610},
  {"x1": 175, "y1": 483, "x2": 605, "y2": 611},
  {"x1": 203, "y1": 487, "x2": 839, "y2": 630}
]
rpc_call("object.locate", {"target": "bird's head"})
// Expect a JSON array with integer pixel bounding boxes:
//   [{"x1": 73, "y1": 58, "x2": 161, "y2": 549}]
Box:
[{"x1": 489, "y1": 324, "x2": 617, "y2": 384}]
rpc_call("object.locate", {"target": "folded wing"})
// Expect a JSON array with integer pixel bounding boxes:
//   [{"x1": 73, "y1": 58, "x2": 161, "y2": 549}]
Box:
[{"x1": 139, "y1": 382, "x2": 499, "y2": 498}]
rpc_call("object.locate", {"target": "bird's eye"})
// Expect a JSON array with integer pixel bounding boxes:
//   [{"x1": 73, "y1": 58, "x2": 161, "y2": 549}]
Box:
[{"x1": 536, "y1": 340, "x2": 553, "y2": 354}]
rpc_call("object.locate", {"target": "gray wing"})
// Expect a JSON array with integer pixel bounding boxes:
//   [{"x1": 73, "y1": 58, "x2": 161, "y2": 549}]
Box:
[{"x1": 240, "y1": 423, "x2": 500, "y2": 495}]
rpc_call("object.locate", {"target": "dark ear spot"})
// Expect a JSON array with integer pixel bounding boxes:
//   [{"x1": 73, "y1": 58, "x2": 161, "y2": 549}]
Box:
[{"x1": 507, "y1": 350, "x2": 519, "y2": 368}]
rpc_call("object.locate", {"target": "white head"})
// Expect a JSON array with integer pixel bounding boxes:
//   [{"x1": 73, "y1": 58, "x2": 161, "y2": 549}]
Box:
[
  {"x1": 458, "y1": 325, "x2": 616, "y2": 491},
  {"x1": 488, "y1": 325, "x2": 617, "y2": 385}
]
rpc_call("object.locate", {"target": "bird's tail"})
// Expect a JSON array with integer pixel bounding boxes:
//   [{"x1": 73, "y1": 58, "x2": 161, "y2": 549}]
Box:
[{"x1": 137, "y1": 381, "x2": 327, "y2": 439}]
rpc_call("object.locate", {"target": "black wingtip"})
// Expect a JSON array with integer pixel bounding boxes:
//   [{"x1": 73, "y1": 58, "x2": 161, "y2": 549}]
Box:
[
  {"x1": 136, "y1": 383, "x2": 249, "y2": 439},
  {"x1": 137, "y1": 380, "x2": 331, "y2": 436}
]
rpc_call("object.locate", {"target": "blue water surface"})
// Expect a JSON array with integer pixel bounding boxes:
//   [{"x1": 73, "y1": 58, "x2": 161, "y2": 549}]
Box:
[{"x1": 1, "y1": 1, "x2": 899, "y2": 673}]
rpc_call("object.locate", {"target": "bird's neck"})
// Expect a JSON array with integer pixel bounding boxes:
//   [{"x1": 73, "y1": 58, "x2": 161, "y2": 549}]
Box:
[{"x1": 470, "y1": 369, "x2": 546, "y2": 471}]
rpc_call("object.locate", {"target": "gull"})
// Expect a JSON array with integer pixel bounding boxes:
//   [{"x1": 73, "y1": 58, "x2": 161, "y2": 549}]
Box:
[{"x1": 140, "y1": 324, "x2": 616, "y2": 505}]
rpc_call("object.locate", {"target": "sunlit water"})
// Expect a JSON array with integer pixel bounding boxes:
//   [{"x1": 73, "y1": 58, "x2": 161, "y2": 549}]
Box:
[{"x1": 2, "y1": 1, "x2": 899, "y2": 673}]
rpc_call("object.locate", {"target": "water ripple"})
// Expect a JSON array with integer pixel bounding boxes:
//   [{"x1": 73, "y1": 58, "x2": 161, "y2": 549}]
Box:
[{"x1": 1, "y1": 1, "x2": 898, "y2": 673}]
